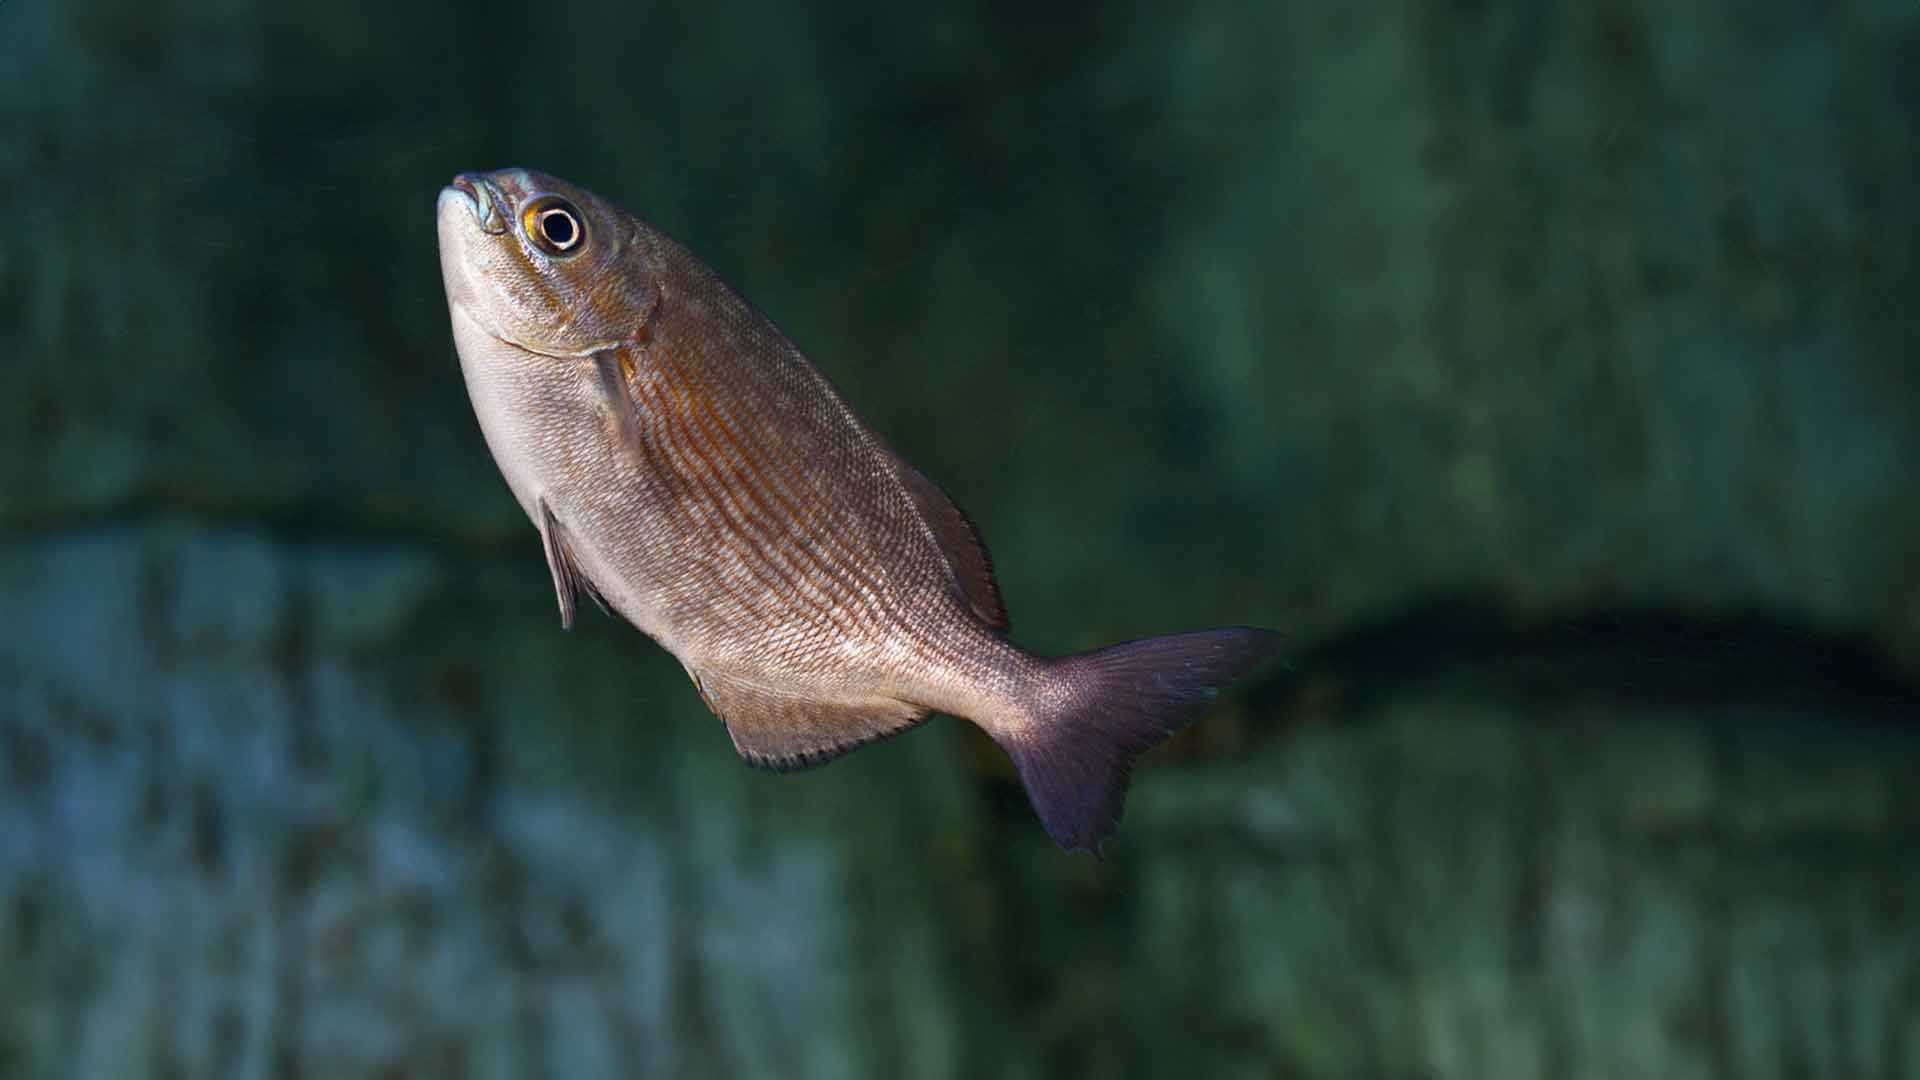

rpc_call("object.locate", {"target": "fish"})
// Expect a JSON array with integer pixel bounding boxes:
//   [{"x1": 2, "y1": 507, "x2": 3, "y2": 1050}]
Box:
[{"x1": 436, "y1": 167, "x2": 1281, "y2": 853}]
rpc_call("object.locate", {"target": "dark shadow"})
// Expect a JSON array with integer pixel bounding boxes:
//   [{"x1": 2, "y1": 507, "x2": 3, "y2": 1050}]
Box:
[{"x1": 1252, "y1": 593, "x2": 1920, "y2": 729}]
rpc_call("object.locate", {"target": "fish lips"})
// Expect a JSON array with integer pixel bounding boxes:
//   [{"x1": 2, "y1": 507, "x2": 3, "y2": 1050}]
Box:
[{"x1": 442, "y1": 172, "x2": 509, "y2": 235}]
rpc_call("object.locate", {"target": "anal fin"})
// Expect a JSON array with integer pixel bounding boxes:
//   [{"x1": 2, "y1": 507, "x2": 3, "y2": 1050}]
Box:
[{"x1": 687, "y1": 668, "x2": 929, "y2": 771}]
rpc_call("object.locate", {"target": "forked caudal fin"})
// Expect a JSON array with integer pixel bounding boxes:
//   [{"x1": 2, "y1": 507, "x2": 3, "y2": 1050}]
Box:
[{"x1": 994, "y1": 627, "x2": 1284, "y2": 854}]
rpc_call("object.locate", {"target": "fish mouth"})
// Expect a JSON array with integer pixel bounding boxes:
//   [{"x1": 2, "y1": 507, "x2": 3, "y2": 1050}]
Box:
[{"x1": 444, "y1": 172, "x2": 509, "y2": 235}]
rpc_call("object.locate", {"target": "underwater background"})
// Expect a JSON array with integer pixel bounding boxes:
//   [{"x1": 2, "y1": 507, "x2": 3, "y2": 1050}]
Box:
[{"x1": 3, "y1": 0, "x2": 1919, "y2": 1076}]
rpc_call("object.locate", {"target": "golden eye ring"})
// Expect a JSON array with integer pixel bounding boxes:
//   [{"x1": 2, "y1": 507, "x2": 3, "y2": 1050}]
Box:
[{"x1": 523, "y1": 198, "x2": 586, "y2": 256}]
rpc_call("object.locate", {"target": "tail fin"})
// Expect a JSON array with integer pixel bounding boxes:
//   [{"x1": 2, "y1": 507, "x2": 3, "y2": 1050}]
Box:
[{"x1": 994, "y1": 627, "x2": 1284, "y2": 854}]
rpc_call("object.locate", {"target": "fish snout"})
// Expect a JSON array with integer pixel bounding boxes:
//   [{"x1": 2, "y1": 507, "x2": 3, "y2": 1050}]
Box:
[{"x1": 444, "y1": 172, "x2": 509, "y2": 235}]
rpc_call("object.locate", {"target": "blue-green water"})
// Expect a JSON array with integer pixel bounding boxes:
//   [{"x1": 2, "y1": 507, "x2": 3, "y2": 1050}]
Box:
[{"x1": 2, "y1": 2, "x2": 1917, "y2": 1076}]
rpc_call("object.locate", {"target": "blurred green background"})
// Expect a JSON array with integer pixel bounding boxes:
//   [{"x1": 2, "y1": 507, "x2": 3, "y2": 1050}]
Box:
[{"x1": 3, "y1": 1, "x2": 1919, "y2": 1076}]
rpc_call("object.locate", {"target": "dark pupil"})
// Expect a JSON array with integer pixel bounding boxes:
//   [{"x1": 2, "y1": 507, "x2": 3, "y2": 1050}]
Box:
[{"x1": 541, "y1": 210, "x2": 577, "y2": 247}]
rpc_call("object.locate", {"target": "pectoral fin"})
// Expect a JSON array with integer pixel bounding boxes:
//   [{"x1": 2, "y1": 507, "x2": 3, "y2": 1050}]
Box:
[
  {"x1": 592, "y1": 347, "x2": 649, "y2": 462},
  {"x1": 538, "y1": 498, "x2": 604, "y2": 630},
  {"x1": 686, "y1": 668, "x2": 929, "y2": 771}
]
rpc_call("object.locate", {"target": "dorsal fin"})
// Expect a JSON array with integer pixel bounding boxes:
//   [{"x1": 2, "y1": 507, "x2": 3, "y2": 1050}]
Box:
[
  {"x1": 686, "y1": 667, "x2": 929, "y2": 771},
  {"x1": 896, "y1": 464, "x2": 1009, "y2": 632}
]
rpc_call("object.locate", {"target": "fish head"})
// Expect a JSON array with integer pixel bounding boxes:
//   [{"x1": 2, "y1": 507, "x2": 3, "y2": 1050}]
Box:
[{"x1": 437, "y1": 168, "x2": 658, "y2": 357}]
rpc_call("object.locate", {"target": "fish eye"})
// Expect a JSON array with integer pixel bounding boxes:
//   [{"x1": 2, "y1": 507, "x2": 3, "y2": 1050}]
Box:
[{"x1": 523, "y1": 198, "x2": 585, "y2": 256}]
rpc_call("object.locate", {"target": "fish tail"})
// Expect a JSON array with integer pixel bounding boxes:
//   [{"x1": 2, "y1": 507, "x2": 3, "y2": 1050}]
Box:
[{"x1": 993, "y1": 627, "x2": 1283, "y2": 854}]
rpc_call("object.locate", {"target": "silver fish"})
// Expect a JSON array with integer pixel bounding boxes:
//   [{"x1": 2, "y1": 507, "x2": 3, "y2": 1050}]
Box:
[{"x1": 437, "y1": 168, "x2": 1280, "y2": 852}]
